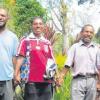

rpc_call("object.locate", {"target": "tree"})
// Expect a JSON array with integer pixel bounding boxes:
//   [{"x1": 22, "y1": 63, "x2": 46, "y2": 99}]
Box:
[
  {"x1": 1, "y1": 0, "x2": 47, "y2": 37},
  {"x1": 13, "y1": 0, "x2": 47, "y2": 37},
  {"x1": 0, "y1": 0, "x2": 16, "y2": 31},
  {"x1": 95, "y1": 27, "x2": 100, "y2": 44},
  {"x1": 38, "y1": 0, "x2": 73, "y2": 55}
]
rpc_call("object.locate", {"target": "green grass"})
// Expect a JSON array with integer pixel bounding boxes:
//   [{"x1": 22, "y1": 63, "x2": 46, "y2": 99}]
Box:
[
  {"x1": 54, "y1": 72, "x2": 72, "y2": 100},
  {"x1": 54, "y1": 54, "x2": 72, "y2": 100}
]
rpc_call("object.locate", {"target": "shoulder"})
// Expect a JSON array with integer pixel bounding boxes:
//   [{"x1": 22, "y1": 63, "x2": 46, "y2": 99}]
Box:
[
  {"x1": 41, "y1": 37, "x2": 51, "y2": 45},
  {"x1": 6, "y1": 29, "x2": 18, "y2": 39},
  {"x1": 70, "y1": 42, "x2": 79, "y2": 49},
  {"x1": 67, "y1": 42, "x2": 80, "y2": 54},
  {"x1": 19, "y1": 36, "x2": 27, "y2": 43},
  {"x1": 92, "y1": 42, "x2": 100, "y2": 50}
]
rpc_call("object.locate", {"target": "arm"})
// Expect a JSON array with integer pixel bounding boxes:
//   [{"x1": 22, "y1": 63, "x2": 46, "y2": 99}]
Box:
[
  {"x1": 60, "y1": 65, "x2": 70, "y2": 78},
  {"x1": 98, "y1": 69, "x2": 100, "y2": 82},
  {"x1": 56, "y1": 65, "x2": 70, "y2": 86},
  {"x1": 14, "y1": 38, "x2": 26, "y2": 83},
  {"x1": 57, "y1": 45, "x2": 76, "y2": 86},
  {"x1": 14, "y1": 56, "x2": 24, "y2": 83},
  {"x1": 12, "y1": 35, "x2": 19, "y2": 69},
  {"x1": 97, "y1": 49, "x2": 100, "y2": 81},
  {"x1": 12, "y1": 56, "x2": 17, "y2": 69}
]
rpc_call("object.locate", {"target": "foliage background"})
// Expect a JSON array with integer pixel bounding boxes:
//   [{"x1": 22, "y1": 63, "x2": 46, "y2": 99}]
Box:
[
  {"x1": 1, "y1": 0, "x2": 47, "y2": 37},
  {"x1": 0, "y1": 0, "x2": 100, "y2": 100}
]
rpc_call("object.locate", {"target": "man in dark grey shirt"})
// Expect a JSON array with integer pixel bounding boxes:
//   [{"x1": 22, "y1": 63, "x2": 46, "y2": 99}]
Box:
[{"x1": 57, "y1": 24, "x2": 100, "y2": 100}]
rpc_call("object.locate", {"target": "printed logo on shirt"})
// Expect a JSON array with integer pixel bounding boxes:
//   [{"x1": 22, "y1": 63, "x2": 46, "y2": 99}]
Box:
[
  {"x1": 36, "y1": 46, "x2": 41, "y2": 50},
  {"x1": 44, "y1": 45, "x2": 49, "y2": 53}
]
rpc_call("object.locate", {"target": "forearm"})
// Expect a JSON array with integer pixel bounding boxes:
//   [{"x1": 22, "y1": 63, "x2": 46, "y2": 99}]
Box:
[
  {"x1": 98, "y1": 69, "x2": 100, "y2": 82},
  {"x1": 12, "y1": 56, "x2": 17, "y2": 69},
  {"x1": 15, "y1": 56, "x2": 24, "y2": 76},
  {"x1": 60, "y1": 66, "x2": 69, "y2": 79},
  {"x1": 56, "y1": 65, "x2": 69, "y2": 86}
]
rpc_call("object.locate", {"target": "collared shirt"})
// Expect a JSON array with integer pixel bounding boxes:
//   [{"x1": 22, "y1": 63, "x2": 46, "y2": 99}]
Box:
[
  {"x1": 17, "y1": 33, "x2": 54, "y2": 82},
  {"x1": 0, "y1": 29, "x2": 19, "y2": 80},
  {"x1": 65, "y1": 40, "x2": 99, "y2": 77}
]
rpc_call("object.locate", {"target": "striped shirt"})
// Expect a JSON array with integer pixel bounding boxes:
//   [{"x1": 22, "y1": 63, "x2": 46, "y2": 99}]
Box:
[{"x1": 65, "y1": 40, "x2": 99, "y2": 77}]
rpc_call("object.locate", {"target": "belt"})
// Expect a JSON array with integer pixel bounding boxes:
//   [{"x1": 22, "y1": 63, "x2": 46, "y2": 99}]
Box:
[
  {"x1": 0, "y1": 81, "x2": 6, "y2": 84},
  {"x1": 27, "y1": 82, "x2": 50, "y2": 85},
  {"x1": 73, "y1": 74, "x2": 96, "y2": 79},
  {"x1": 0, "y1": 80, "x2": 10, "y2": 82}
]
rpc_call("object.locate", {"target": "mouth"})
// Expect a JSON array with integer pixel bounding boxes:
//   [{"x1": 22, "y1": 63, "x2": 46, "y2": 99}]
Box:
[
  {"x1": 36, "y1": 29, "x2": 41, "y2": 32},
  {"x1": 0, "y1": 21, "x2": 4, "y2": 24},
  {"x1": 0, "y1": 21, "x2": 5, "y2": 27},
  {"x1": 83, "y1": 37, "x2": 92, "y2": 43}
]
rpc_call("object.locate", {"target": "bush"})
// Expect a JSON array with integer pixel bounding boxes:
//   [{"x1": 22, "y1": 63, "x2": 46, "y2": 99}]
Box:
[{"x1": 54, "y1": 54, "x2": 72, "y2": 100}]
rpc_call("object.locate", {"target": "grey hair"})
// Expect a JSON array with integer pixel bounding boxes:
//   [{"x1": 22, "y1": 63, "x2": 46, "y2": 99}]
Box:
[{"x1": 81, "y1": 24, "x2": 94, "y2": 32}]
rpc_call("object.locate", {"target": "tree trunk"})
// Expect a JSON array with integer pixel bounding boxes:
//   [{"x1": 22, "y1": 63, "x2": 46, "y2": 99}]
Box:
[{"x1": 62, "y1": 31, "x2": 69, "y2": 55}]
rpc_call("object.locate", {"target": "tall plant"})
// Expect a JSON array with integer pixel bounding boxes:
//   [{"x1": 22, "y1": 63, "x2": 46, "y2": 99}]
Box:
[{"x1": 13, "y1": 0, "x2": 47, "y2": 37}]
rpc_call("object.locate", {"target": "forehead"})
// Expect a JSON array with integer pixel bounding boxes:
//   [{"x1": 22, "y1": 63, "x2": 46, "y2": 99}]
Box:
[
  {"x1": 33, "y1": 18, "x2": 43, "y2": 23},
  {"x1": 0, "y1": 8, "x2": 8, "y2": 16},
  {"x1": 83, "y1": 26, "x2": 94, "y2": 32}
]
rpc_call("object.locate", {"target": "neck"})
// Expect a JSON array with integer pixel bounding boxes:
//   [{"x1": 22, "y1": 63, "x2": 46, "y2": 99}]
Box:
[
  {"x1": 0, "y1": 27, "x2": 6, "y2": 34},
  {"x1": 82, "y1": 40, "x2": 91, "y2": 46},
  {"x1": 84, "y1": 42, "x2": 91, "y2": 46},
  {"x1": 34, "y1": 33, "x2": 41, "y2": 38}
]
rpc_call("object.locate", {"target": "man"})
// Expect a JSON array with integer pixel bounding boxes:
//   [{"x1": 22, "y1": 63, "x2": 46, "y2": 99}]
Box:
[
  {"x1": 57, "y1": 24, "x2": 100, "y2": 100},
  {"x1": 15, "y1": 17, "x2": 56, "y2": 100},
  {"x1": 0, "y1": 7, "x2": 19, "y2": 100}
]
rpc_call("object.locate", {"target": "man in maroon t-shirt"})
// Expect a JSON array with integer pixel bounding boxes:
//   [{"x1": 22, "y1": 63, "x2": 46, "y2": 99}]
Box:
[{"x1": 15, "y1": 17, "x2": 56, "y2": 100}]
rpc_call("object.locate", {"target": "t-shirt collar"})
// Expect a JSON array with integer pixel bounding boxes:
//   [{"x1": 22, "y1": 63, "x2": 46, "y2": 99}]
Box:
[
  {"x1": 79, "y1": 40, "x2": 95, "y2": 47},
  {"x1": 28, "y1": 32, "x2": 45, "y2": 40}
]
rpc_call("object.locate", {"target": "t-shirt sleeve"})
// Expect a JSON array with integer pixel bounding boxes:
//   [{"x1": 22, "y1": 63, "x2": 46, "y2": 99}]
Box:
[
  {"x1": 13, "y1": 35, "x2": 19, "y2": 56},
  {"x1": 64, "y1": 45, "x2": 76, "y2": 68},
  {"x1": 48, "y1": 43, "x2": 54, "y2": 58},
  {"x1": 17, "y1": 38, "x2": 26, "y2": 57}
]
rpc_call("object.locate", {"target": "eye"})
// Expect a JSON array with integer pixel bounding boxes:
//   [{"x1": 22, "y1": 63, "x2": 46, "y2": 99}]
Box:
[
  {"x1": 33, "y1": 23, "x2": 36, "y2": 25},
  {"x1": 0, "y1": 14, "x2": 6, "y2": 17},
  {"x1": 85, "y1": 31, "x2": 93, "y2": 34}
]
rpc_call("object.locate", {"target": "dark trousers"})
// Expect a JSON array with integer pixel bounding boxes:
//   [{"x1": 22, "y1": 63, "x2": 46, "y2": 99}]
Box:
[
  {"x1": 24, "y1": 82, "x2": 53, "y2": 100},
  {"x1": 0, "y1": 80, "x2": 13, "y2": 100}
]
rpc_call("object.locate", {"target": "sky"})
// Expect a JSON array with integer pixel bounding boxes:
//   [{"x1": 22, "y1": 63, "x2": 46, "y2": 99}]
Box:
[{"x1": 38, "y1": 0, "x2": 100, "y2": 36}]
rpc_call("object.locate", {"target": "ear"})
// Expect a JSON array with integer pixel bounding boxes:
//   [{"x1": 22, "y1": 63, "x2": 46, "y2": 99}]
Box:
[{"x1": 80, "y1": 31, "x2": 83, "y2": 35}]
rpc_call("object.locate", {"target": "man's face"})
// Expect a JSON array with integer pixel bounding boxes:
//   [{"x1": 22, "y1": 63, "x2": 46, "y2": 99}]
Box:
[
  {"x1": 0, "y1": 8, "x2": 8, "y2": 28},
  {"x1": 81, "y1": 26, "x2": 94, "y2": 44},
  {"x1": 32, "y1": 18, "x2": 44, "y2": 36}
]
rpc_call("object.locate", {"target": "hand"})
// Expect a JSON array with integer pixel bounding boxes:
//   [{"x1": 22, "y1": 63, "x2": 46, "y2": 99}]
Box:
[
  {"x1": 14, "y1": 72, "x2": 21, "y2": 85},
  {"x1": 55, "y1": 67, "x2": 67, "y2": 86},
  {"x1": 55, "y1": 75, "x2": 64, "y2": 87},
  {"x1": 97, "y1": 80, "x2": 100, "y2": 90}
]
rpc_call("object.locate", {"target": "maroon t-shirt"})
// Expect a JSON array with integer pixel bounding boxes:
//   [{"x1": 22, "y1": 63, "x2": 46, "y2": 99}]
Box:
[{"x1": 17, "y1": 34, "x2": 54, "y2": 82}]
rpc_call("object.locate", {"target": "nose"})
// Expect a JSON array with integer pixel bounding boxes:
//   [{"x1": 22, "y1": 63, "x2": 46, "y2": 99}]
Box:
[
  {"x1": 87, "y1": 32, "x2": 91, "y2": 35},
  {"x1": 37, "y1": 23, "x2": 41, "y2": 27}
]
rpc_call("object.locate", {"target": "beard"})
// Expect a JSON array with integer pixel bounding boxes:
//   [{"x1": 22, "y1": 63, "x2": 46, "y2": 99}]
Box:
[
  {"x1": 82, "y1": 37, "x2": 92, "y2": 44},
  {"x1": 0, "y1": 21, "x2": 6, "y2": 29}
]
